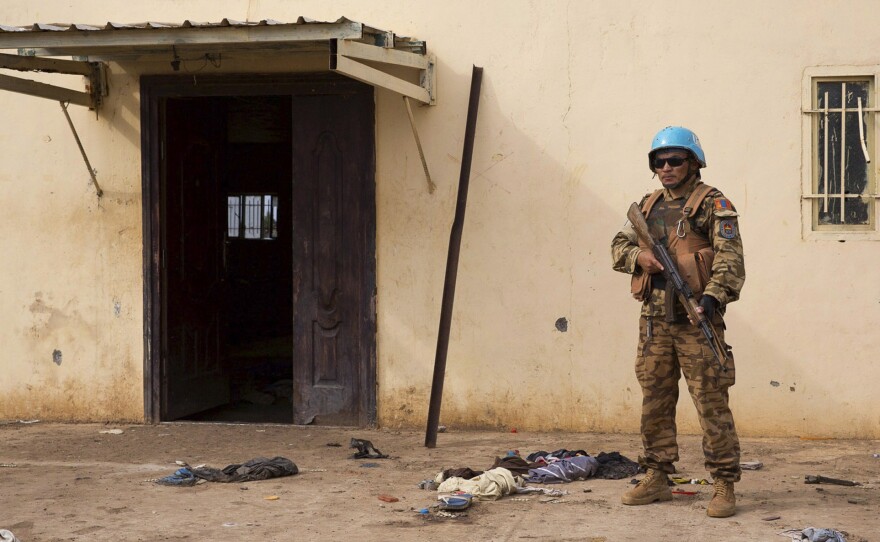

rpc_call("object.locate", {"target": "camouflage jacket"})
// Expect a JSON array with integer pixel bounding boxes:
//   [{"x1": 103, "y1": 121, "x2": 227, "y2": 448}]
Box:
[{"x1": 611, "y1": 176, "x2": 746, "y2": 319}]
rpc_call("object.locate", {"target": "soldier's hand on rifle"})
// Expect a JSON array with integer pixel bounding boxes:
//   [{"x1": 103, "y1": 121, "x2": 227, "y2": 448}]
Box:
[
  {"x1": 636, "y1": 250, "x2": 664, "y2": 274},
  {"x1": 689, "y1": 295, "x2": 718, "y2": 325}
]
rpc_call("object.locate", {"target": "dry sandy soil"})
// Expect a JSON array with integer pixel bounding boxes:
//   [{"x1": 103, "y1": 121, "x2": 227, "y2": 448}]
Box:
[{"x1": 1, "y1": 422, "x2": 878, "y2": 541}]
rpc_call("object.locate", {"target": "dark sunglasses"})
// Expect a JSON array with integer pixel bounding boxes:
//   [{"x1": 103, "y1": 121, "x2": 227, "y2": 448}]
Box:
[{"x1": 652, "y1": 156, "x2": 689, "y2": 169}]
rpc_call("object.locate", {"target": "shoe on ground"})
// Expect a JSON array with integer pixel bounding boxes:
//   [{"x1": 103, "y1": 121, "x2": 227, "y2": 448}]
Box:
[
  {"x1": 621, "y1": 468, "x2": 672, "y2": 505},
  {"x1": 438, "y1": 493, "x2": 472, "y2": 510},
  {"x1": 707, "y1": 479, "x2": 736, "y2": 517}
]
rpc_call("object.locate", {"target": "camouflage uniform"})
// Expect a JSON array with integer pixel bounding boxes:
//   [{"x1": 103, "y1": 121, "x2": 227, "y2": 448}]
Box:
[{"x1": 611, "y1": 175, "x2": 745, "y2": 482}]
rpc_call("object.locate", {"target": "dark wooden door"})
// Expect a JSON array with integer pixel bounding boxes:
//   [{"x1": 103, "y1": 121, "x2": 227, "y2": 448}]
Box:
[
  {"x1": 291, "y1": 88, "x2": 376, "y2": 425},
  {"x1": 161, "y1": 97, "x2": 229, "y2": 419}
]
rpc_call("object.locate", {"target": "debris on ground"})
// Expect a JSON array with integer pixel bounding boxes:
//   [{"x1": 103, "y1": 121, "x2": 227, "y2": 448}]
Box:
[
  {"x1": 350, "y1": 438, "x2": 388, "y2": 459},
  {"x1": 418, "y1": 479, "x2": 438, "y2": 490},
  {"x1": 804, "y1": 475, "x2": 859, "y2": 487},
  {"x1": 156, "y1": 457, "x2": 298, "y2": 486},
  {"x1": 780, "y1": 527, "x2": 847, "y2": 542},
  {"x1": 435, "y1": 510, "x2": 468, "y2": 518},
  {"x1": 671, "y1": 477, "x2": 710, "y2": 485},
  {"x1": 437, "y1": 493, "x2": 472, "y2": 510},
  {"x1": 437, "y1": 467, "x2": 522, "y2": 499},
  {"x1": 518, "y1": 487, "x2": 567, "y2": 497}
]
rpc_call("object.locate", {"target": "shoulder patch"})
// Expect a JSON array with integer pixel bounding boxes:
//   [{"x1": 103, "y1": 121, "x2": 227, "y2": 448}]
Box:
[
  {"x1": 718, "y1": 219, "x2": 738, "y2": 239},
  {"x1": 714, "y1": 197, "x2": 734, "y2": 212}
]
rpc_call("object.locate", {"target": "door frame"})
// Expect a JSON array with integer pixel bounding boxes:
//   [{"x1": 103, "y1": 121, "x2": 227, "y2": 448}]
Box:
[{"x1": 141, "y1": 73, "x2": 377, "y2": 425}]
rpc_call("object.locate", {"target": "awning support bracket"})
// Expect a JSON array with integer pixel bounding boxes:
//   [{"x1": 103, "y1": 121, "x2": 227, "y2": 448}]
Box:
[
  {"x1": 330, "y1": 39, "x2": 435, "y2": 105},
  {"x1": 60, "y1": 101, "x2": 103, "y2": 198},
  {"x1": 403, "y1": 96, "x2": 436, "y2": 193},
  {"x1": 0, "y1": 52, "x2": 108, "y2": 109}
]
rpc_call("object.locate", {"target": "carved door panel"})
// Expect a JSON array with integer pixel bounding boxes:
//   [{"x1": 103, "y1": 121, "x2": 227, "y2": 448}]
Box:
[{"x1": 291, "y1": 88, "x2": 375, "y2": 425}]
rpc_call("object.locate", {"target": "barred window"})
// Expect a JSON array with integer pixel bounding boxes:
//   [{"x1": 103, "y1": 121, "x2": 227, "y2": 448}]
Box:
[
  {"x1": 802, "y1": 68, "x2": 879, "y2": 239},
  {"x1": 227, "y1": 194, "x2": 278, "y2": 240}
]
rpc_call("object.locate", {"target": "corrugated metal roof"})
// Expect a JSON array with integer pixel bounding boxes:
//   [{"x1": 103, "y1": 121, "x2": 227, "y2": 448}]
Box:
[
  {"x1": 0, "y1": 17, "x2": 376, "y2": 34},
  {"x1": 0, "y1": 16, "x2": 426, "y2": 59}
]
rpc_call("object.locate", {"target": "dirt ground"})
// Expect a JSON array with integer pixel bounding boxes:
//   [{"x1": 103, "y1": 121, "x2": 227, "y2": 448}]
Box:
[{"x1": 1, "y1": 422, "x2": 878, "y2": 542}]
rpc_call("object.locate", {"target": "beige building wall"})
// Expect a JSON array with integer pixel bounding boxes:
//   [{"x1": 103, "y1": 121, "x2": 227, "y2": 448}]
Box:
[{"x1": 0, "y1": 1, "x2": 877, "y2": 437}]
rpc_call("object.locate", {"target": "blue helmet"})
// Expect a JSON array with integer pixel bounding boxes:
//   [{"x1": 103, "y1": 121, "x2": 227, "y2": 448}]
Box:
[{"x1": 648, "y1": 126, "x2": 706, "y2": 170}]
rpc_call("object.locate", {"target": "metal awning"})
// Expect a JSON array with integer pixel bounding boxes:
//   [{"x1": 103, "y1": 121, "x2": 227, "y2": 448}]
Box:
[{"x1": 0, "y1": 17, "x2": 436, "y2": 109}]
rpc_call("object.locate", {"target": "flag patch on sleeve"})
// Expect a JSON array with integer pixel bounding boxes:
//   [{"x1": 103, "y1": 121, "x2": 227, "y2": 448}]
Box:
[{"x1": 715, "y1": 198, "x2": 733, "y2": 211}]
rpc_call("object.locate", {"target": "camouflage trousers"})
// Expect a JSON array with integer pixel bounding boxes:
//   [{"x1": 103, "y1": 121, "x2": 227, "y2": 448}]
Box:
[{"x1": 635, "y1": 315, "x2": 741, "y2": 482}]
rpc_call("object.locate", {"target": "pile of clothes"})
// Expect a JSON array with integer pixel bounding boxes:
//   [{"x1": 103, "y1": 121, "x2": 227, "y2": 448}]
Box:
[
  {"x1": 431, "y1": 448, "x2": 640, "y2": 500},
  {"x1": 155, "y1": 456, "x2": 298, "y2": 487}
]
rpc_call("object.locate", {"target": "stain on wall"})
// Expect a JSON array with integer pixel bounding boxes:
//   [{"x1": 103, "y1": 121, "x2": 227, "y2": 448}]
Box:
[{"x1": 0, "y1": 376, "x2": 142, "y2": 422}]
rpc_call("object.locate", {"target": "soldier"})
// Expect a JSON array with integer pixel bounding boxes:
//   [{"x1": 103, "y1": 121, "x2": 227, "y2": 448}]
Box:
[{"x1": 611, "y1": 126, "x2": 745, "y2": 518}]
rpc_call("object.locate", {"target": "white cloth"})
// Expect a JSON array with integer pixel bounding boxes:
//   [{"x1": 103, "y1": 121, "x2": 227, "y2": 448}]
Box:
[
  {"x1": 0, "y1": 530, "x2": 21, "y2": 542},
  {"x1": 436, "y1": 467, "x2": 523, "y2": 500},
  {"x1": 780, "y1": 528, "x2": 847, "y2": 542}
]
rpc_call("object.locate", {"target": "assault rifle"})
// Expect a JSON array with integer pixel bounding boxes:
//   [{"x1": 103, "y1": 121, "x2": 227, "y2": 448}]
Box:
[{"x1": 626, "y1": 202, "x2": 730, "y2": 372}]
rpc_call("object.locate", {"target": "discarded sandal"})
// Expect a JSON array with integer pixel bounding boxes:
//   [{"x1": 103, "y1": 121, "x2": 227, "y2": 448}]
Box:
[
  {"x1": 350, "y1": 438, "x2": 388, "y2": 459},
  {"x1": 437, "y1": 493, "x2": 473, "y2": 511}
]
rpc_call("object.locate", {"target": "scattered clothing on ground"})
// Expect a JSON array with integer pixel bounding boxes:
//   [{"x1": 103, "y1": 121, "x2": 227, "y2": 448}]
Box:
[
  {"x1": 0, "y1": 530, "x2": 20, "y2": 542},
  {"x1": 156, "y1": 467, "x2": 198, "y2": 486},
  {"x1": 527, "y1": 455, "x2": 599, "y2": 484},
  {"x1": 593, "y1": 451, "x2": 640, "y2": 480},
  {"x1": 191, "y1": 456, "x2": 298, "y2": 482},
  {"x1": 437, "y1": 467, "x2": 523, "y2": 499},
  {"x1": 526, "y1": 449, "x2": 589, "y2": 465},
  {"x1": 490, "y1": 455, "x2": 540, "y2": 476},
  {"x1": 780, "y1": 527, "x2": 847, "y2": 542},
  {"x1": 436, "y1": 467, "x2": 483, "y2": 482},
  {"x1": 156, "y1": 457, "x2": 298, "y2": 486}
]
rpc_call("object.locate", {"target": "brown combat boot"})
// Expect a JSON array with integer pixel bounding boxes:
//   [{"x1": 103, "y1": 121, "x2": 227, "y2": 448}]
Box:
[
  {"x1": 707, "y1": 479, "x2": 736, "y2": 517},
  {"x1": 621, "y1": 468, "x2": 672, "y2": 505}
]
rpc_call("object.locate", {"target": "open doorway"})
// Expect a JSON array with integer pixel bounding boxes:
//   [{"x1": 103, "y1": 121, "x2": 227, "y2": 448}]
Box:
[
  {"x1": 163, "y1": 94, "x2": 294, "y2": 423},
  {"x1": 142, "y1": 74, "x2": 377, "y2": 426}
]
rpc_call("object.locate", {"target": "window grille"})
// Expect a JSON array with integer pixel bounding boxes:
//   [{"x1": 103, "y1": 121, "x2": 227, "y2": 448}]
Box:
[
  {"x1": 802, "y1": 68, "x2": 880, "y2": 239},
  {"x1": 227, "y1": 194, "x2": 278, "y2": 240}
]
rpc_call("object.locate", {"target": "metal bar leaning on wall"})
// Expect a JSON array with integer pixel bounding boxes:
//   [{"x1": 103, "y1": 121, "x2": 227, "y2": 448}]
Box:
[{"x1": 425, "y1": 65, "x2": 483, "y2": 448}]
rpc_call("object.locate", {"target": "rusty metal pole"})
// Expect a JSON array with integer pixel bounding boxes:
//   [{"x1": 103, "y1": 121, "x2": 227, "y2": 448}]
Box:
[{"x1": 425, "y1": 65, "x2": 483, "y2": 448}]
